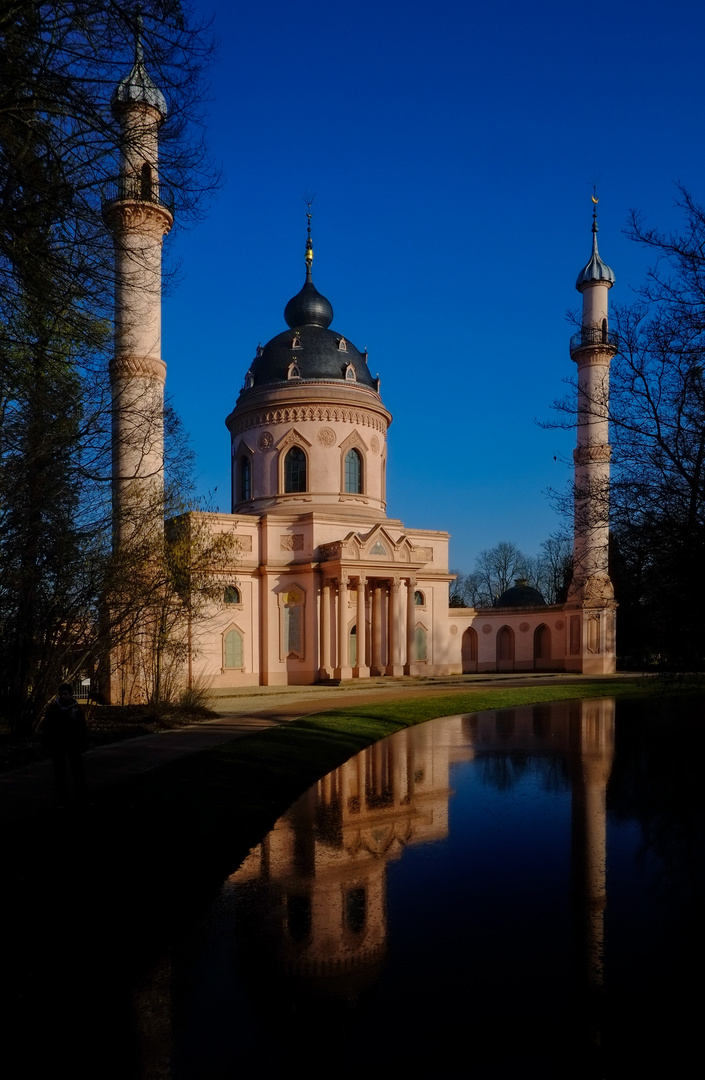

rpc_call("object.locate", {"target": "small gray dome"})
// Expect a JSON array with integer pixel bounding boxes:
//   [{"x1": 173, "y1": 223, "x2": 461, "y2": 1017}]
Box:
[
  {"x1": 495, "y1": 579, "x2": 546, "y2": 608},
  {"x1": 112, "y1": 39, "x2": 167, "y2": 117},
  {"x1": 576, "y1": 225, "x2": 614, "y2": 291}
]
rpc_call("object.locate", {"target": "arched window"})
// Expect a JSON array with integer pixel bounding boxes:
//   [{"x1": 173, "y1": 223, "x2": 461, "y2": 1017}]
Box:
[
  {"x1": 240, "y1": 457, "x2": 251, "y2": 501},
  {"x1": 497, "y1": 626, "x2": 514, "y2": 669},
  {"x1": 280, "y1": 588, "x2": 304, "y2": 658},
  {"x1": 345, "y1": 448, "x2": 362, "y2": 493},
  {"x1": 284, "y1": 446, "x2": 307, "y2": 493},
  {"x1": 534, "y1": 623, "x2": 551, "y2": 661},
  {"x1": 414, "y1": 590, "x2": 425, "y2": 606},
  {"x1": 414, "y1": 625, "x2": 427, "y2": 661},
  {"x1": 349, "y1": 624, "x2": 357, "y2": 667},
  {"x1": 462, "y1": 627, "x2": 478, "y2": 673},
  {"x1": 224, "y1": 585, "x2": 241, "y2": 605},
  {"x1": 140, "y1": 162, "x2": 152, "y2": 200},
  {"x1": 224, "y1": 628, "x2": 243, "y2": 668}
]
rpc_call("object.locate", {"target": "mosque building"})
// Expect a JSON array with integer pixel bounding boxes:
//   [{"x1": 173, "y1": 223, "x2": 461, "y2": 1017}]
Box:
[{"x1": 103, "y1": 42, "x2": 617, "y2": 701}]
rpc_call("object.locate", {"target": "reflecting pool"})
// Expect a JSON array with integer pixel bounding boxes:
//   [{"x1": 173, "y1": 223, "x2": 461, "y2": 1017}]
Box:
[{"x1": 167, "y1": 697, "x2": 703, "y2": 1078}]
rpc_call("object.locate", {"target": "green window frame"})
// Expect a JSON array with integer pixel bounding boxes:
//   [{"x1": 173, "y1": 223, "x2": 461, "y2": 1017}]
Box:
[{"x1": 224, "y1": 628, "x2": 244, "y2": 668}]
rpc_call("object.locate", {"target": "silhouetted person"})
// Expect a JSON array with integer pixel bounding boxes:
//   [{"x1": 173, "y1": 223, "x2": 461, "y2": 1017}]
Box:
[{"x1": 42, "y1": 683, "x2": 88, "y2": 806}]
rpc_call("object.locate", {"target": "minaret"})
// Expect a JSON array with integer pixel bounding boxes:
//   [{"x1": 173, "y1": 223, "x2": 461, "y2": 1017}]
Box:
[
  {"x1": 103, "y1": 25, "x2": 173, "y2": 547},
  {"x1": 567, "y1": 199, "x2": 617, "y2": 672}
]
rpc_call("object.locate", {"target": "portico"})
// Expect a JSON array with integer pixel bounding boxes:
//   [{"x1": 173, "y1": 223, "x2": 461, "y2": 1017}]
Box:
[{"x1": 319, "y1": 570, "x2": 425, "y2": 680}]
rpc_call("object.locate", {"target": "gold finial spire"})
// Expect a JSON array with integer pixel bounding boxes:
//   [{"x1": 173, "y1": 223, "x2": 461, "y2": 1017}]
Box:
[
  {"x1": 303, "y1": 192, "x2": 315, "y2": 279},
  {"x1": 591, "y1": 186, "x2": 599, "y2": 235}
]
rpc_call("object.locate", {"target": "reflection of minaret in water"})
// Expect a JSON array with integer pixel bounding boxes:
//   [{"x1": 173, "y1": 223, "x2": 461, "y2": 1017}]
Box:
[{"x1": 569, "y1": 697, "x2": 615, "y2": 1050}]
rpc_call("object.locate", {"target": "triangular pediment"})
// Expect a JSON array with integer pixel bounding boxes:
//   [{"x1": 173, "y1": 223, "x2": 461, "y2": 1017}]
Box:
[
  {"x1": 318, "y1": 525, "x2": 431, "y2": 565},
  {"x1": 233, "y1": 437, "x2": 255, "y2": 458},
  {"x1": 362, "y1": 524, "x2": 415, "y2": 562},
  {"x1": 275, "y1": 427, "x2": 313, "y2": 451}
]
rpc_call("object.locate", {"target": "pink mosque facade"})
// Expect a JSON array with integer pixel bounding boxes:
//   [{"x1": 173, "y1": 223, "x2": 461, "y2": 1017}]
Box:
[{"x1": 105, "y1": 51, "x2": 617, "y2": 701}]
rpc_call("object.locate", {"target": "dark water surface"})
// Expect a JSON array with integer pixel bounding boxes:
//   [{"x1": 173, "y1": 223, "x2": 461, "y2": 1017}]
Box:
[{"x1": 165, "y1": 697, "x2": 705, "y2": 1079}]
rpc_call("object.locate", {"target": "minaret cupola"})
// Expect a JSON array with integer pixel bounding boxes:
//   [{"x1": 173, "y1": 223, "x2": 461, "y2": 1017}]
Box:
[
  {"x1": 111, "y1": 20, "x2": 167, "y2": 119},
  {"x1": 575, "y1": 204, "x2": 615, "y2": 291}
]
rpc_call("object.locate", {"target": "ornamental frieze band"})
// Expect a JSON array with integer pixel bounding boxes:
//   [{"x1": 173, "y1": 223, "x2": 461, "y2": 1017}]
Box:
[
  {"x1": 231, "y1": 405, "x2": 387, "y2": 437},
  {"x1": 573, "y1": 445, "x2": 611, "y2": 464},
  {"x1": 103, "y1": 202, "x2": 172, "y2": 237},
  {"x1": 110, "y1": 354, "x2": 167, "y2": 380}
]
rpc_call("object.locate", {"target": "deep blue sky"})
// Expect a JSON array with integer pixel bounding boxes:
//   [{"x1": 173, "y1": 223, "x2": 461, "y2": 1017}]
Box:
[{"x1": 161, "y1": 0, "x2": 705, "y2": 570}]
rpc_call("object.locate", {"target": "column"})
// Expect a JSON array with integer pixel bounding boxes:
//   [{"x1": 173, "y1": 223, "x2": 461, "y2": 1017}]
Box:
[
  {"x1": 334, "y1": 573, "x2": 352, "y2": 680},
  {"x1": 371, "y1": 582, "x2": 384, "y2": 676},
  {"x1": 354, "y1": 574, "x2": 369, "y2": 678},
  {"x1": 319, "y1": 579, "x2": 332, "y2": 680},
  {"x1": 405, "y1": 577, "x2": 417, "y2": 675},
  {"x1": 386, "y1": 576, "x2": 404, "y2": 676}
]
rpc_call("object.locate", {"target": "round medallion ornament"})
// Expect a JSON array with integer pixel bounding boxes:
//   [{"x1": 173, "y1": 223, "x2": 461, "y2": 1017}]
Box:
[
  {"x1": 482, "y1": 624, "x2": 492, "y2": 635},
  {"x1": 449, "y1": 625, "x2": 458, "y2": 636},
  {"x1": 318, "y1": 427, "x2": 336, "y2": 446},
  {"x1": 370, "y1": 435, "x2": 380, "y2": 452},
  {"x1": 257, "y1": 431, "x2": 273, "y2": 451},
  {"x1": 519, "y1": 622, "x2": 530, "y2": 633}
]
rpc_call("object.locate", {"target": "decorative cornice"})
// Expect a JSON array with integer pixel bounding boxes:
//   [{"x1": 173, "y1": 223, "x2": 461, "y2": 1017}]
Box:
[
  {"x1": 571, "y1": 346, "x2": 616, "y2": 367},
  {"x1": 110, "y1": 354, "x2": 166, "y2": 381},
  {"x1": 103, "y1": 200, "x2": 173, "y2": 237},
  {"x1": 230, "y1": 405, "x2": 388, "y2": 437},
  {"x1": 573, "y1": 444, "x2": 611, "y2": 465}
]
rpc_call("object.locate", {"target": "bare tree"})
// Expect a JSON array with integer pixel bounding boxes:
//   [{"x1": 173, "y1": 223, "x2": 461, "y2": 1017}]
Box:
[
  {"x1": 474, "y1": 542, "x2": 530, "y2": 606},
  {"x1": 449, "y1": 570, "x2": 483, "y2": 608},
  {"x1": 0, "y1": 3, "x2": 218, "y2": 730},
  {"x1": 535, "y1": 532, "x2": 573, "y2": 604}
]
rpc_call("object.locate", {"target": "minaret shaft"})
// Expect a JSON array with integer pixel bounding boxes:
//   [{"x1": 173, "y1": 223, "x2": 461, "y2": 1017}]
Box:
[
  {"x1": 569, "y1": 211, "x2": 616, "y2": 605},
  {"x1": 104, "y1": 87, "x2": 172, "y2": 547}
]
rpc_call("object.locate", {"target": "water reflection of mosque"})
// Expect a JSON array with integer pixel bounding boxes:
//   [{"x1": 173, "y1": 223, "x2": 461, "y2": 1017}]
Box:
[{"x1": 227, "y1": 700, "x2": 614, "y2": 1006}]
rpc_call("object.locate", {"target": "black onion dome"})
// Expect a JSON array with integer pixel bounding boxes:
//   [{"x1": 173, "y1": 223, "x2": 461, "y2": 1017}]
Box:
[
  {"x1": 284, "y1": 273, "x2": 334, "y2": 329},
  {"x1": 247, "y1": 324, "x2": 376, "y2": 389},
  {"x1": 495, "y1": 579, "x2": 546, "y2": 608}
]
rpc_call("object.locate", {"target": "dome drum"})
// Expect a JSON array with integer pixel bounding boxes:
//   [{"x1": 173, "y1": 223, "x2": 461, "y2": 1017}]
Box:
[{"x1": 228, "y1": 380, "x2": 390, "y2": 519}]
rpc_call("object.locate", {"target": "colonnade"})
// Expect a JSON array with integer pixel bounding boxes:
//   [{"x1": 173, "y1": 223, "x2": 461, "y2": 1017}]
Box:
[{"x1": 319, "y1": 574, "x2": 421, "y2": 680}]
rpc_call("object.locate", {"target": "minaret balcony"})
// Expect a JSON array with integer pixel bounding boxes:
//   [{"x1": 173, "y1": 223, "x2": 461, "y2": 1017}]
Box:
[
  {"x1": 102, "y1": 177, "x2": 175, "y2": 214},
  {"x1": 569, "y1": 326, "x2": 618, "y2": 358}
]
